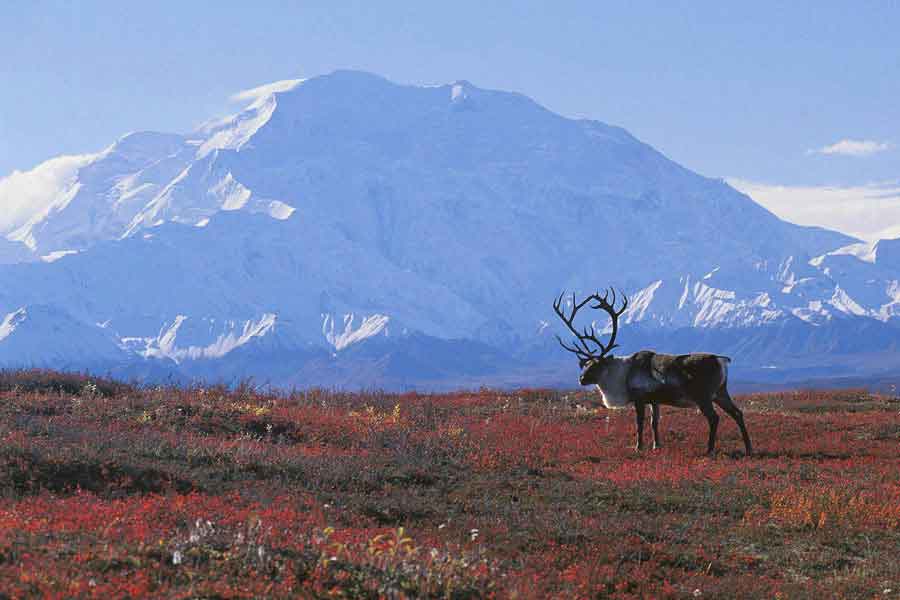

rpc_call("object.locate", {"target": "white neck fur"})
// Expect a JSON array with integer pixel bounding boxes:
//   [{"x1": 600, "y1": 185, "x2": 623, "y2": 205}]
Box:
[{"x1": 595, "y1": 356, "x2": 633, "y2": 409}]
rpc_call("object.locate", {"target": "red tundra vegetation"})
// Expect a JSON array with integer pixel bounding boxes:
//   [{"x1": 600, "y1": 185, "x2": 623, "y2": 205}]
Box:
[{"x1": 0, "y1": 370, "x2": 899, "y2": 598}]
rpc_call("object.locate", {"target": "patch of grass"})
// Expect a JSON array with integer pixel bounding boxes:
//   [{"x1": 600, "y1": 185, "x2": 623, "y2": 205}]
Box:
[{"x1": 0, "y1": 371, "x2": 898, "y2": 597}]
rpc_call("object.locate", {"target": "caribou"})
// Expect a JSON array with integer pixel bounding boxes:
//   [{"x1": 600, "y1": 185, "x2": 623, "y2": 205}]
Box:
[{"x1": 553, "y1": 288, "x2": 753, "y2": 456}]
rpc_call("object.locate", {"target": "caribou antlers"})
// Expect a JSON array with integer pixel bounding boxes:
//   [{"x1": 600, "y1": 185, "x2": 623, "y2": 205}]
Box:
[{"x1": 552, "y1": 288, "x2": 628, "y2": 365}]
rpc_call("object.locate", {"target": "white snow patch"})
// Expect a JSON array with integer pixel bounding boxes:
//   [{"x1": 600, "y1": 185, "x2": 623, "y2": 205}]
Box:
[
  {"x1": 40, "y1": 250, "x2": 79, "y2": 263},
  {"x1": 678, "y1": 276, "x2": 691, "y2": 309},
  {"x1": 887, "y1": 280, "x2": 900, "y2": 303},
  {"x1": 197, "y1": 79, "x2": 303, "y2": 158},
  {"x1": 0, "y1": 153, "x2": 102, "y2": 238},
  {"x1": 198, "y1": 106, "x2": 274, "y2": 157},
  {"x1": 827, "y1": 241, "x2": 877, "y2": 264},
  {"x1": 139, "y1": 314, "x2": 277, "y2": 362},
  {"x1": 751, "y1": 292, "x2": 771, "y2": 308},
  {"x1": 0, "y1": 308, "x2": 27, "y2": 342},
  {"x1": 230, "y1": 79, "x2": 304, "y2": 104},
  {"x1": 626, "y1": 280, "x2": 662, "y2": 322},
  {"x1": 153, "y1": 315, "x2": 187, "y2": 357},
  {"x1": 122, "y1": 164, "x2": 194, "y2": 237},
  {"x1": 693, "y1": 282, "x2": 736, "y2": 301},
  {"x1": 322, "y1": 313, "x2": 390, "y2": 351},
  {"x1": 196, "y1": 314, "x2": 277, "y2": 359},
  {"x1": 792, "y1": 301, "x2": 830, "y2": 325},
  {"x1": 7, "y1": 178, "x2": 87, "y2": 251},
  {"x1": 679, "y1": 282, "x2": 743, "y2": 327},
  {"x1": 7, "y1": 225, "x2": 39, "y2": 251},
  {"x1": 876, "y1": 280, "x2": 900, "y2": 320},
  {"x1": 112, "y1": 177, "x2": 156, "y2": 206},
  {"x1": 830, "y1": 286, "x2": 867, "y2": 316},
  {"x1": 266, "y1": 200, "x2": 295, "y2": 220},
  {"x1": 211, "y1": 172, "x2": 252, "y2": 211}
]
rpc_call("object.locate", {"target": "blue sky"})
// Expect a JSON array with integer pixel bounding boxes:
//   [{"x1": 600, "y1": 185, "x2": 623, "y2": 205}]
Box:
[{"x1": 1, "y1": 1, "x2": 898, "y2": 237}]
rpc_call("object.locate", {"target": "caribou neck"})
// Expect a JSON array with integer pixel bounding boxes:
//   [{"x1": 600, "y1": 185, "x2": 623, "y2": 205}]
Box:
[{"x1": 593, "y1": 354, "x2": 635, "y2": 409}]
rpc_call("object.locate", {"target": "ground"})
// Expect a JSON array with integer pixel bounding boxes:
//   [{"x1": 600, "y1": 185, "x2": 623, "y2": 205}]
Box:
[{"x1": 0, "y1": 370, "x2": 899, "y2": 598}]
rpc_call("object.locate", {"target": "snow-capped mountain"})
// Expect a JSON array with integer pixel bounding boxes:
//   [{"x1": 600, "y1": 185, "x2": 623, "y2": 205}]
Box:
[{"x1": 1, "y1": 70, "x2": 898, "y2": 388}]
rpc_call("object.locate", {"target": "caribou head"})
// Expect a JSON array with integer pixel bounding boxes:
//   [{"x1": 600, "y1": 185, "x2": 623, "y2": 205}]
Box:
[{"x1": 552, "y1": 288, "x2": 628, "y2": 387}]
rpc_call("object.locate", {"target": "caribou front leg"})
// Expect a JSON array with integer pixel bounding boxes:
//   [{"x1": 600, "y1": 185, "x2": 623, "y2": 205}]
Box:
[
  {"x1": 634, "y1": 402, "x2": 646, "y2": 451},
  {"x1": 651, "y1": 402, "x2": 662, "y2": 450}
]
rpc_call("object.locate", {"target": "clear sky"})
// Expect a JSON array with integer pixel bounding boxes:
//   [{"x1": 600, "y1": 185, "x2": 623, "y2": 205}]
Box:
[{"x1": 2, "y1": 1, "x2": 898, "y2": 237}]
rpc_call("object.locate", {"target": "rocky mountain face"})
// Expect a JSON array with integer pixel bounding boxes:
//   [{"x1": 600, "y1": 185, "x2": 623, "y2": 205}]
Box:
[{"x1": 1, "y1": 70, "x2": 898, "y2": 389}]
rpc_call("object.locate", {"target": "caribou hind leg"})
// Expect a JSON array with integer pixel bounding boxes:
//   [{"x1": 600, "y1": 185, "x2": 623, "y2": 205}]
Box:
[
  {"x1": 697, "y1": 400, "x2": 719, "y2": 455},
  {"x1": 713, "y1": 388, "x2": 753, "y2": 456}
]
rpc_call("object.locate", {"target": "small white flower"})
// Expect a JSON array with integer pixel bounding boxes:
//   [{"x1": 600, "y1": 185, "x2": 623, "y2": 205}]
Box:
[
  {"x1": 172, "y1": 550, "x2": 183, "y2": 565},
  {"x1": 693, "y1": 590, "x2": 701, "y2": 597}
]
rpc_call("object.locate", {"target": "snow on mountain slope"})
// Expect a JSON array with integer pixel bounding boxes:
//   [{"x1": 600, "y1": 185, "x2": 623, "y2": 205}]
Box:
[
  {"x1": 1, "y1": 128, "x2": 295, "y2": 258},
  {"x1": 0, "y1": 152, "x2": 102, "y2": 249},
  {"x1": 805, "y1": 238, "x2": 900, "y2": 321},
  {"x1": 1, "y1": 133, "x2": 191, "y2": 256},
  {"x1": 196, "y1": 78, "x2": 304, "y2": 157},
  {"x1": 0, "y1": 305, "x2": 125, "y2": 368},
  {"x1": 123, "y1": 312, "x2": 278, "y2": 362},
  {"x1": 323, "y1": 313, "x2": 391, "y2": 351},
  {"x1": 0, "y1": 211, "x2": 487, "y2": 362},
  {"x1": 0, "y1": 70, "x2": 898, "y2": 388},
  {"x1": 0, "y1": 308, "x2": 26, "y2": 342}
]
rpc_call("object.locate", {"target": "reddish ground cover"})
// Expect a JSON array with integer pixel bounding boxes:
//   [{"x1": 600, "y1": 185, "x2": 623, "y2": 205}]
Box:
[{"x1": 0, "y1": 370, "x2": 899, "y2": 598}]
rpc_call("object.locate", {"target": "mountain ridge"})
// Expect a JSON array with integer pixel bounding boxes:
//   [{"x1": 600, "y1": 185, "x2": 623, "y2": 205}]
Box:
[{"x1": 1, "y1": 70, "x2": 897, "y2": 389}]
